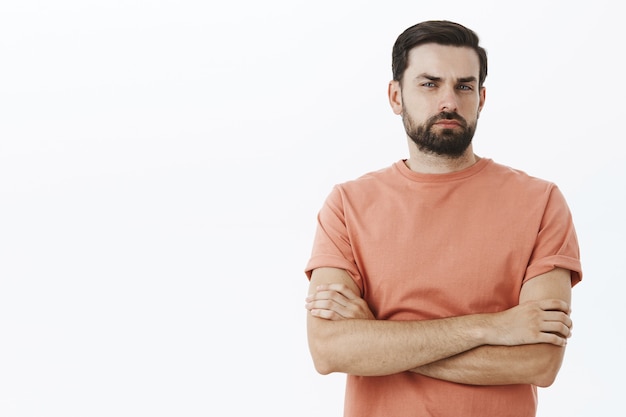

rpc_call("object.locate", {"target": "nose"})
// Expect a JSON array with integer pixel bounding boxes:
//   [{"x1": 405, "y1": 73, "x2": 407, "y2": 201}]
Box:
[{"x1": 438, "y1": 87, "x2": 459, "y2": 113}]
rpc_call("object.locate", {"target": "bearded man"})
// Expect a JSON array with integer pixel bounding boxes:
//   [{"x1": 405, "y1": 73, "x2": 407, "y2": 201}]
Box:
[{"x1": 304, "y1": 20, "x2": 582, "y2": 417}]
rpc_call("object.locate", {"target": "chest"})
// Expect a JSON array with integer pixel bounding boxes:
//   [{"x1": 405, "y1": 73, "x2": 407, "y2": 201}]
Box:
[{"x1": 346, "y1": 191, "x2": 538, "y2": 319}]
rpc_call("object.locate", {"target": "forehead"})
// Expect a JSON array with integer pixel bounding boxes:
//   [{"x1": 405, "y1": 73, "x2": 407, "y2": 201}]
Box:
[{"x1": 405, "y1": 43, "x2": 480, "y2": 80}]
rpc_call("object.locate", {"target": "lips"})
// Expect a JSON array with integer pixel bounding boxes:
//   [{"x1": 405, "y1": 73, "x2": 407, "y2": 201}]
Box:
[
  {"x1": 427, "y1": 112, "x2": 467, "y2": 130},
  {"x1": 434, "y1": 120, "x2": 462, "y2": 128}
]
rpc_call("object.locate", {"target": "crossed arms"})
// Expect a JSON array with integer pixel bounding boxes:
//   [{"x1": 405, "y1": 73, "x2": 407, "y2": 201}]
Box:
[{"x1": 305, "y1": 267, "x2": 572, "y2": 387}]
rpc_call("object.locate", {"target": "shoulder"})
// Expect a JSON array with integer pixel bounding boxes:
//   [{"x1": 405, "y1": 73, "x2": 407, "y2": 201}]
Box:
[
  {"x1": 334, "y1": 162, "x2": 401, "y2": 194},
  {"x1": 483, "y1": 159, "x2": 557, "y2": 195},
  {"x1": 321, "y1": 162, "x2": 402, "y2": 212}
]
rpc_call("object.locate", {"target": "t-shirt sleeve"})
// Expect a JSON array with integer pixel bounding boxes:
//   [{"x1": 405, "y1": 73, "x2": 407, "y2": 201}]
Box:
[
  {"x1": 304, "y1": 186, "x2": 363, "y2": 291},
  {"x1": 524, "y1": 185, "x2": 582, "y2": 287}
]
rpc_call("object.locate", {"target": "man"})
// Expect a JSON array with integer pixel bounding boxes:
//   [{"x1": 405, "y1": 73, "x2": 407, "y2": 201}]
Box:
[{"x1": 304, "y1": 20, "x2": 582, "y2": 417}]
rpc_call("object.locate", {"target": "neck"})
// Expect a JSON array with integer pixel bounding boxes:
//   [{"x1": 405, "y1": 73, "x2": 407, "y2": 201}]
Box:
[{"x1": 405, "y1": 144, "x2": 479, "y2": 174}]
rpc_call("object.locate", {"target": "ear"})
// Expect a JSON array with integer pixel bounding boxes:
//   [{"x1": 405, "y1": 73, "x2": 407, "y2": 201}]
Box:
[
  {"x1": 477, "y1": 86, "x2": 486, "y2": 118},
  {"x1": 388, "y1": 80, "x2": 403, "y2": 115}
]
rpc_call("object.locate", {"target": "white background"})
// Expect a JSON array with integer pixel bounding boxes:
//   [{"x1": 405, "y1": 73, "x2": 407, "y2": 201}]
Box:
[{"x1": 0, "y1": 1, "x2": 623, "y2": 416}]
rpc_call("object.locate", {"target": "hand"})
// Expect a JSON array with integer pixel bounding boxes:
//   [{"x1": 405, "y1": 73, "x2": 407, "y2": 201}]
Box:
[
  {"x1": 487, "y1": 299, "x2": 573, "y2": 347},
  {"x1": 305, "y1": 283, "x2": 375, "y2": 321}
]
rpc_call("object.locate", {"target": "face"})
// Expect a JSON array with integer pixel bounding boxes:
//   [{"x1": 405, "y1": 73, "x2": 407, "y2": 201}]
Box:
[{"x1": 388, "y1": 43, "x2": 486, "y2": 158}]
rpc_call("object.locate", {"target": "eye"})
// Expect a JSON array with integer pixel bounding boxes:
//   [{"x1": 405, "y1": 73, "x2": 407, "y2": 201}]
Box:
[
  {"x1": 458, "y1": 84, "x2": 473, "y2": 91},
  {"x1": 421, "y1": 82, "x2": 436, "y2": 88}
]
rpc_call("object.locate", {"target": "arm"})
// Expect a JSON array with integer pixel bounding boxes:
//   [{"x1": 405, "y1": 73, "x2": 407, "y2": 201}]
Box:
[
  {"x1": 305, "y1": 267, "x2": 571, "y2": 377},
  {"x1": 411, "y1": 268, "x2": 573, "y2": 387}
]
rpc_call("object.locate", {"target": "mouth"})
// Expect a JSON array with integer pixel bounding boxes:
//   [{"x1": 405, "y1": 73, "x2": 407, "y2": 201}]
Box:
[{"x1": 434, "y1": 120, "x2": 462, "y2": 129}]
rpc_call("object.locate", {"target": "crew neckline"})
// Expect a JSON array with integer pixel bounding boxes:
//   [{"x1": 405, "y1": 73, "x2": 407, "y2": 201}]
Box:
[{"x1": 394, "y1": 157, "x2": 491, "y2": 183}]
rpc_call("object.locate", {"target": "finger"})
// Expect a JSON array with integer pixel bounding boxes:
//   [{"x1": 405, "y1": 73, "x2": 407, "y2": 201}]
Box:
[
  {"x1": 538, "y1": 299, "x2": 570, "y2": 313},
  {"x1": 309, "y1": 308, "x2": 343, "y2": 321},
  {"x1": 539, "y1": 332, "x2": 568, "y2": 347},
  {"x1": 315, "y1": 289, "x2": 352, "y2": 308},
  {"x1": 306, "y1": 299, "x2": 352, "y2": 319},
  {"x1": 542, "y1": 309, "x2": 570, "y2": 320},
  {"x1": 540, "y1": 321, "x2": 572, "y2": 338},
  {"x1": 318, "y1": 283, "x2": 361, "y2": 300},
  {"x1": 542, "y1": 311, "x2": 573, "y2": 328},
  {"x1": 307, "y1": 288, "x2": 350, "y2": 308},
  {"x1": 306, "y1": 298, "x2": 338, "y2": 312}
]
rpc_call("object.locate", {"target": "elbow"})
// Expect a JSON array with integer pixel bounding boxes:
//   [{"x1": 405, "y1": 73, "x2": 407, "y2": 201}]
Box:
[
  {"x1": 312, "y1": 357, "x2": 335, "y2": 375},
  {"x1": 308, "y1": 338, "x2": 339, "y2": 375},
  {"x1": 307, "y1": 318, "x2": 346, "y2": 375},
  {"x1": 533, "y1": 369, "x2": 558, "y2": 388},
  {"x1": 529, "y1": 346, "x2": 565, "y2": 388},
  {"x1": 533, "y1": 357, "x2": 563, "y2": 387}
]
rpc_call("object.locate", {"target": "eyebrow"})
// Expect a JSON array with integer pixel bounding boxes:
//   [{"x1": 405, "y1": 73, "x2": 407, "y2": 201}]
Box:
[{"x1": 416, "y1": 73, "x2": 477, "y2": 83}]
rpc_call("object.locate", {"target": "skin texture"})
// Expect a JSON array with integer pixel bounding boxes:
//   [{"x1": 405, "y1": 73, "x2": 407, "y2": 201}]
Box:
[
  {"x1": 411, "y1": 268, "x2": 571, "y2": 386},
  {"x1": 306, "y1": 267, "x2": 571, "y2": 386},
  {"x1": 305, "y1": 43, "x2": 573, "y2": 387},
  {"x1": 388, "y1": 44, "x2": 485, "y2": 173}
]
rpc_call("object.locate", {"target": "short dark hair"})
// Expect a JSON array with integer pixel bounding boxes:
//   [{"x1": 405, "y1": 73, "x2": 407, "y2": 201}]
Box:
[{"x1": 392, "y1": 20, "x2": 488, "y2": 87}]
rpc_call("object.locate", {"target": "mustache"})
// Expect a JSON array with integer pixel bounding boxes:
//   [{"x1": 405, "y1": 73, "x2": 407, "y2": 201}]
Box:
[{"x1": 428, "y1": 111, "x2": 468, "y2": 128}]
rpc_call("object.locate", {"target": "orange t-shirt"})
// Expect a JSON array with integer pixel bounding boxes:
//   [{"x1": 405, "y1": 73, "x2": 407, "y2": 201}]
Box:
[{"x1": 305, "y1": 158, "x2": 582, "y2": 417}]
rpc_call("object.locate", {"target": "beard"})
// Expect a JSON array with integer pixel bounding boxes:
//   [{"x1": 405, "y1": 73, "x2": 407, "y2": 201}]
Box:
[{"x1": 402, "y1": 110, "x2": 477, "y2": 158}]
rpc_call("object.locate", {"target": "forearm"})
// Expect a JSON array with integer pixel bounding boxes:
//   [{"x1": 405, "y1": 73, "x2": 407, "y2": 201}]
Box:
[
  {"x1": 411, "y1": 269, "x2": 573, "y2": 386},
  {"x1": 306, "y1": 267, "x2": 572, "y2": 379},
  {"x1": 307, "y1": 313, "x2": 491, "y2": 376},
  {"x1": 411, "y1": 343, "x2": 566, "y2": 387}
]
